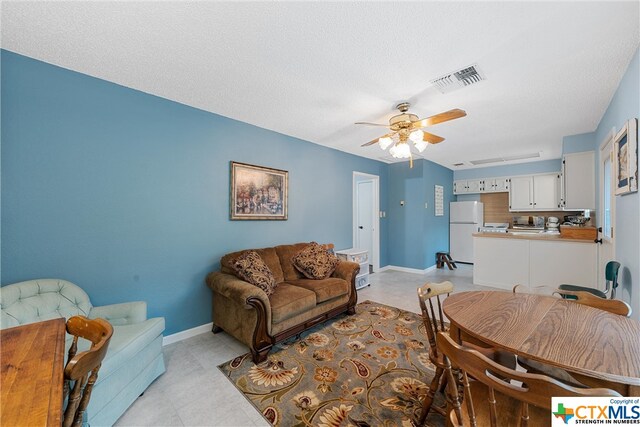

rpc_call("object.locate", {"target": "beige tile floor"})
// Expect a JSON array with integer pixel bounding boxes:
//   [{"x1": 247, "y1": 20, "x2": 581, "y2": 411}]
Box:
[{"x1": 115, "y1": 264, "x2": 499, "y2": 427}]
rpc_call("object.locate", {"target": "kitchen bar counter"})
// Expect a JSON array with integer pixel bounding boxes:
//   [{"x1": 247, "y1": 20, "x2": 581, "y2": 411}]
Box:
[
  {"x1": 473, "y1": 233, "x2": 598, "y2": 290},
  {"x1": 473, "y1": 231, "x2": 596, "y2": 243}
]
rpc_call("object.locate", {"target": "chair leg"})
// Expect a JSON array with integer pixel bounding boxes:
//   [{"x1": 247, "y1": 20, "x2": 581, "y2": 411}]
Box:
[{"x1": 419, "y1": 367, "x2": 443, "y2": 426}]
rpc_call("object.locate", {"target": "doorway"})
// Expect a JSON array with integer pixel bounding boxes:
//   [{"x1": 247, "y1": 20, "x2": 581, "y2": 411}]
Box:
[
  {"x1": 353, "y1": 172, "x2": 380, "y2": 272},
  {"x1": 598, "y1": 130, "x2": 616, "y2": 291}
]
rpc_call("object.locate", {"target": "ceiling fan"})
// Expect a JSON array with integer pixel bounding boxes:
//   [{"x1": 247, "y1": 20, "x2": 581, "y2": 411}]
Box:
[{"x1": 357, "y1": 102, "x2": 466, "y2": 167}]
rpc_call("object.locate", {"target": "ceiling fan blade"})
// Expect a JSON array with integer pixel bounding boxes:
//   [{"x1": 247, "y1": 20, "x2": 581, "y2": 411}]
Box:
[
  {"x1": 412, "y1": 109, "x2": 467, "y2": 129},
  {"x1": 355, "y1": 121, "x2": 391, "y2": 127},
  {"x1": 361, "y1": 133, "x2": 394, "y2": 147},
  {"x1": 423, "y1": 131, "x2": 445, "y2": 144}
]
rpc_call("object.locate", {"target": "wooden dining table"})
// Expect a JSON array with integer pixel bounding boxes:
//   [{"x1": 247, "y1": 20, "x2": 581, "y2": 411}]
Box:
[
  {"x1": 1, "y1": 318, "x2": 66, "y2": 426},
  {"x1": 443, "y1": 290, "x2": 640, "y2": 396}
]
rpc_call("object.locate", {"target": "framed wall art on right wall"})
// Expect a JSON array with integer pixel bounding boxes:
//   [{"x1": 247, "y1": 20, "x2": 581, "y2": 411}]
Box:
[{"x1": 614, "y1": 118, "x2": 638, "y2": 195}]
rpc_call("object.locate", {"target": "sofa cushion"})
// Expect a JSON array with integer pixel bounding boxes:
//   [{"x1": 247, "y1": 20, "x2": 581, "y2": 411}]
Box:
[
  {"x1": 269, "y1": 283, "x2": 317, "y2": 324},
  {"x1": 275, "y1": 242, "x2": 313, "y2": 281},
  {"x1": 221, "y1": 247, "x2": 285, "y2": 284},
  {"x1": 292, "y1": 242, "x2": 339, "y2": 279},
  {"x1": 285, "y1": 278, "x2": 349, "y2": 303},
  {"x1": 232, "y1": 251, "x2": 278, "y2": 296}
]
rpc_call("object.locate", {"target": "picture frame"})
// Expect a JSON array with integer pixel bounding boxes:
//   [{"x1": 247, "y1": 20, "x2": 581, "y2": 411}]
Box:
[
  {"x1": 613, "y1": 118, "x2": 638, "y2": 196},
  {"x1": 434, "y1": 185, "x2": 444, "y2": 216},
  {"x1": 230, "y1": 161, "x2": 288, "y2": 220}
]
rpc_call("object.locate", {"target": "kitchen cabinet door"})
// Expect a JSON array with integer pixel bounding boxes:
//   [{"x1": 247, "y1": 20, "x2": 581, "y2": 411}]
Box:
[
  {"x1": 493, "y1": 178, "x2": 510, "y2": 192},
  {"x1": 563, "y1": 151, "x2": 595, "y2": 210},
  {"x1": 482, "y1": 178, "x2": 509, "y2": 193},
  {"x1": 509, "y1": 176, "x2": 533, "y2": 210},
  {"x1": 467, "y1": 179, "x2": 483, "y2": 193},
  {"x1": 532, "y1": 173, "x2": 559, "y2": 210},
  {"x1": 454, "y1": 180, "x2": 467, "y2": 194}
]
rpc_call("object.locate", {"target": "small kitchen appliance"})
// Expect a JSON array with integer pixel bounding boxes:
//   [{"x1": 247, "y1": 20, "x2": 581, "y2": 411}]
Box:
[{"x1": 479, "y1": 223, "x2": 509, "y2": 233}]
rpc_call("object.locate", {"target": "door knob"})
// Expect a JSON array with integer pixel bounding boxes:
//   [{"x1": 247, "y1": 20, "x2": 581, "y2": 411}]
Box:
[
  {"x1": 594, "y1": 238, "x2": 603, "y2": 244},
  {"x1": 358, "y1": 226, "x2": 364, "y2": 229}
]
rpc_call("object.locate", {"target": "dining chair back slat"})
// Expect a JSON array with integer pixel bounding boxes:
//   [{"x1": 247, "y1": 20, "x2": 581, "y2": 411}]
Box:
[
  {"x1": 437, "y1": 332, "x2": 621, "y2": 427},
  {"x1": 553, "y1": 289, "x2": 632, "y2": 317}
]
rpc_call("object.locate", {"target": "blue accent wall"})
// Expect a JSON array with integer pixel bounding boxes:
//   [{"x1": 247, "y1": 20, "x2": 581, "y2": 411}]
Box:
[
  {"x1": 387, "y1": 159, "x2": 453, "y2": 270},
  {"x1": 592, "y1": 47, "x2": 639, "y2": 320},
  {"x1": 562, "y1": 132, "x2": 595, "y2": 154},
  {"x1": 453, "y1": 159, "x2": 562, "y2": 180},
  {"x1": 0, "y1": 50, "x2": 389, "y2": 334}
]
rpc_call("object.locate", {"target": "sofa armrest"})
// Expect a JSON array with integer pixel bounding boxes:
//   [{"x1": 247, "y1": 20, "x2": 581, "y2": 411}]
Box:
[
  {"x1": 89, "y1": 301, "x2": 147, "y2": 325},
  {"x1": 331, "y1": 261, "x2": 360, "y2": 282},
  {"x1": 206, "y1": 272, "x2": 271, "y2": 311}
]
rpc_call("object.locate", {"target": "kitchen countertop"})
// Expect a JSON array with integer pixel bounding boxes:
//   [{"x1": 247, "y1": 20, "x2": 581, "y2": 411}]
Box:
[{"x1": 473, "y1": 232, "x2": 596, "y2": 243}]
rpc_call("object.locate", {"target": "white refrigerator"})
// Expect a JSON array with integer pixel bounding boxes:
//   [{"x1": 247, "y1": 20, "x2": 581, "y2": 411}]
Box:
[{"x1": 450, "y1": 201, "x2": 484, "y2": 263}]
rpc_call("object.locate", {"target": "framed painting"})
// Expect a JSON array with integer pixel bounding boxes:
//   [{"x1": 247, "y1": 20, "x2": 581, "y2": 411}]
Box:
[
  {"x1": 614, "y1": 118, "x2": 638, "y2": 196},
  {"x1": 230, "y1": 161, "x2": 288, "y2": 220}
]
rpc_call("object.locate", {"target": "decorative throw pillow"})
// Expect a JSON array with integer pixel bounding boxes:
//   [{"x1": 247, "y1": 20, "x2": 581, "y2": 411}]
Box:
[
  {"x1": 292, "y1": 242, "x2": 340, "y2": 280},
  {"x1": 232, "y1": 251, "x2": 277, "y2": 296}
]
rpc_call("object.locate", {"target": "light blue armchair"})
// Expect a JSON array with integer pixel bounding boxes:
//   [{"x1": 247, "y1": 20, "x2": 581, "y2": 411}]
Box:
[{"x1": 0, "y1": 279, "x2": 165, "y2": 426}]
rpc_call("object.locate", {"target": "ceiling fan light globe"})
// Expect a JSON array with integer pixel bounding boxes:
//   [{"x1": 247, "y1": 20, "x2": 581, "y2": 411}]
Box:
[
  {"x1": 390, "y1": 142, "x2": 411, "y2": 159},
  {"x1": 378, "y1": 136, "x2": 393, "y2": 150},
  {"x1": 409, "y1": 130, "x2": 424, "y2": 143},
  {"x1": 414, "y1": 140, "x2": 428, "y2": 152}
]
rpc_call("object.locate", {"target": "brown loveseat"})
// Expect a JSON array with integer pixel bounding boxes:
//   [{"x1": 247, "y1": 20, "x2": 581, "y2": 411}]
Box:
[{"x1": 206, "y1": 242, "x2": 359, "y2": 363}]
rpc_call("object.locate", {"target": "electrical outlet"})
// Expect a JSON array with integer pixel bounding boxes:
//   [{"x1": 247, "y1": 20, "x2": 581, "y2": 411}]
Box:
[{"x1": 425, "y1": 202, "x2": 428, "y2": 209}]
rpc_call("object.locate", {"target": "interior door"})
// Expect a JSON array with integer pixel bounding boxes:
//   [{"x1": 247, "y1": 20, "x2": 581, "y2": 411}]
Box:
[
  {"x1": 356, "y1": 180, "x2": 373, "y2": 269},
  {"x1": 598, "y1": 137, "x2": 615, "y2": 291}
]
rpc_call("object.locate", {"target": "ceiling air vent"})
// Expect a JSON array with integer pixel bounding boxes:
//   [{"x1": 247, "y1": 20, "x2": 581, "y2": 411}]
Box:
[
  {"x1": 431, "y1": 64, "x2": 486, "y2": 94},
  {"x1": 469, "y1": 152, "x2": 540, "y2": 166}
]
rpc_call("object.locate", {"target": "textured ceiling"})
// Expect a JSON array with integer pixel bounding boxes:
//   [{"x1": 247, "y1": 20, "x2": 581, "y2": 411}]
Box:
[{"x1": 2, "y1": 1, "x2": 639, "y2": 169}]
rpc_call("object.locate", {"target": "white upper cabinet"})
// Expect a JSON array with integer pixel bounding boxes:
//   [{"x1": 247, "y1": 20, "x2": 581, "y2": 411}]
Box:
[
  {"x1": 562, "y1": 151, "x2": 595, "y2": 210},
  {"x1": 454, "y1": 177, "x2": 509, "y2": 194},
  {"x1": 532, "y1": 173, "x2": 560, "y2": 210},
  {"x1": 509, "y1": 176, "x2": 533, "y2": 210},
  {"x1": 509, "y1": 173, "x2": 560, "y2": 211},
  {"x1": 454, "y1": 179, "x2": 484, "y2": 194},
  {"x1": 484, "y1": 177, "x2": 510, "y2": 193}
]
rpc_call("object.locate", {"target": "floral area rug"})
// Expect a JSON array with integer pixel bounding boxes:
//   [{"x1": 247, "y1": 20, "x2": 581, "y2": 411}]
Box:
[{"x1": 218, "y1": 300, "x2": 445, "y2": 427}]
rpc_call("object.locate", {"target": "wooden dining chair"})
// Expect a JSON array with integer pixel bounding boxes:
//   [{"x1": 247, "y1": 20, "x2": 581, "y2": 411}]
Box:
[
  {"x1": 553, "y1": 289, "x2": 632, "y2": 317},
  {"x1": 63, "y1": 316, "x2": 113, "y2": 427},
  {"x1": 437, "y1": 332, "x2": 621, "y2": 427},
  {"x1": 416, "y1": 281, "x2": 454, "y2": 423},
  {"x1": 416, "y1": 281, "x2": 515, "y2": 426},
  {"x1": 559, "y1": 260, "x2": 621, "y2": 299}
]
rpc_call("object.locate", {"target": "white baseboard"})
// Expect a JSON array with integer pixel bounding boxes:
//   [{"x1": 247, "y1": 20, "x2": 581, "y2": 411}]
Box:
[
  {"x1": 163, "y1": 322, "x2": 212, "y2": 346},
  {"x1": 377, "y1": 264, "x2": 438, "y2": 275}
]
